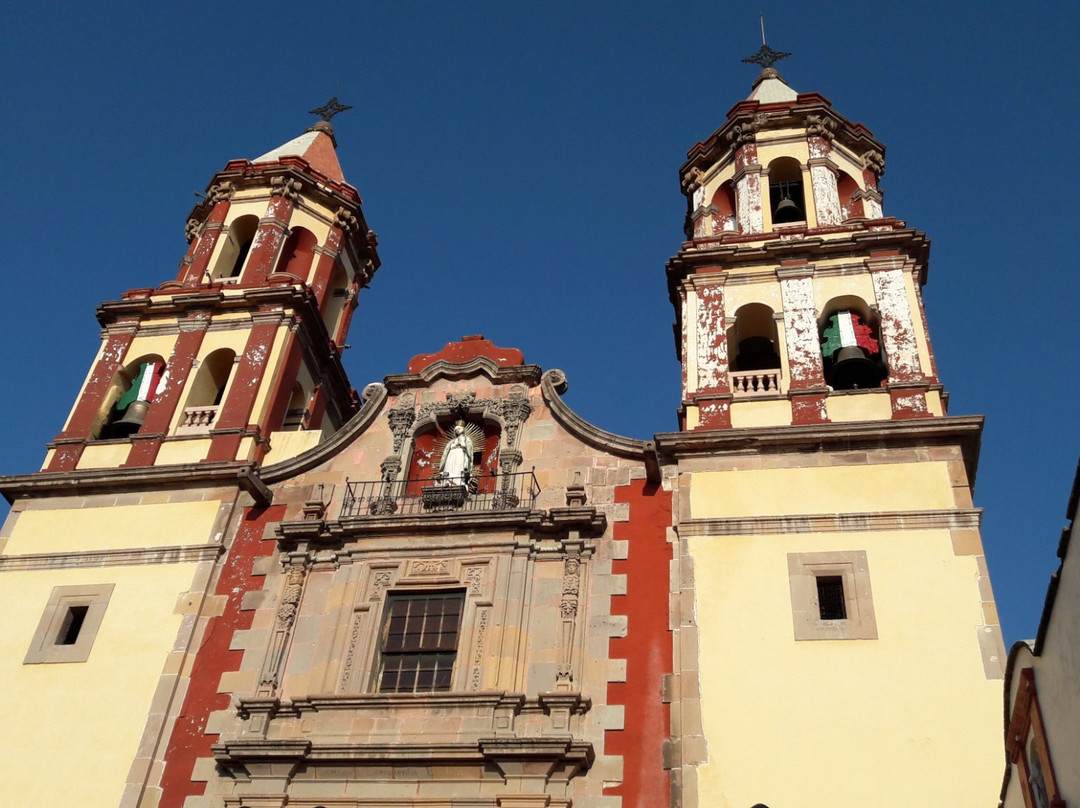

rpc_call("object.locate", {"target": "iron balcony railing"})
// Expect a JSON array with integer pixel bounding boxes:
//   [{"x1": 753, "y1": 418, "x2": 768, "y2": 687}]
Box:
[{"x1": 340, "y1": 469, "x2": 540, "y2": 518}]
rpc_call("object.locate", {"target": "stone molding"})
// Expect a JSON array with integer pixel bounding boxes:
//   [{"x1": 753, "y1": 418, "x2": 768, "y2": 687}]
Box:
[
  {"x1": 679, "y1": 507, "x2": 982, "y2": 537},
  {"x1": 384, "y1": 359, "x2": 543, "y2": 392},
  {"x1": 0, "y1": 543, "x2": 222, "y2": 572}
]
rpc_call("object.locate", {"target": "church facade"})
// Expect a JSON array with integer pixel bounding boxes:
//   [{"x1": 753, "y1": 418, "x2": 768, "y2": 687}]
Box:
[{"x1": 0, "y1": 63, "x2": 1006, "y2": 808}]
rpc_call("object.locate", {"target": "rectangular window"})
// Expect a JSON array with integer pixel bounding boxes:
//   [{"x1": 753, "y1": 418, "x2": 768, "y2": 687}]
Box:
[
  {"x1": 378, "y1": 591, "x2": 464, "y2": 693},
  {"x1": 24, "y1": 584, "x2": 115, "y2": 664},
  {"x1": 815, "y1": 575, "x2": 847, "y2": 620}
]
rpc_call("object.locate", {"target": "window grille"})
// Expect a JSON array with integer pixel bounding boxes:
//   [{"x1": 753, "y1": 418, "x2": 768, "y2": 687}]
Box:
[
  {"x1": 378, "y1": 591, "x2": 464, "y2": 693},
  {"x1": 816, "y1": 575, "x2": 847, "y2": 620}
]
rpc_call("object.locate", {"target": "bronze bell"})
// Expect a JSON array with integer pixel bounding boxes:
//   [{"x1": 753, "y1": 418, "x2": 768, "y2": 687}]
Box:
[
  {"x1": 774, "y1": 195, "x2": 803, "y2": 223},
  {"x1": 111, "y1": 399, "x2": 150, "y2": 436},
  {"x1": 828, "y1": 346, "x2": 882, "y2": 390}
]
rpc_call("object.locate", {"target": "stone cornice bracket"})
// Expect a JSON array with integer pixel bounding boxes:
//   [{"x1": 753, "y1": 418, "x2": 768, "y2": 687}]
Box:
[
  {"x1": 681, "y1": 166, "x2": 704, "y2": 194},
  {"x1": 861, "y1": 148, "x2": 886, "y2": 178},
  {"x1": 270, "y1": 175, "x2": 304, "y2": 201},
  {"x1": 333, "y1": 206, "x2": 359, "y2": 234},
  {"x1": 805, "y1": 114, "x2": 837, "y2": 141},
  {"x1": 208, "y1": 181, "x2": 234, "y2": 204},
  {"x1": 726, "y1": 115, "x2": 761, "y2": 147},
  {"x1": 184, "y1": 217, "x2": 202, "y2": 243}
]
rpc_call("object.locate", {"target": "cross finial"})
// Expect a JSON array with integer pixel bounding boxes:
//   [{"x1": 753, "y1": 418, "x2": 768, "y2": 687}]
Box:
[
  {"x1": 741, "y1": 15, "x2": 791, "y2": 69},
  {"x1": 308, "y1": 96, "x2": 352, "y2": 122}
]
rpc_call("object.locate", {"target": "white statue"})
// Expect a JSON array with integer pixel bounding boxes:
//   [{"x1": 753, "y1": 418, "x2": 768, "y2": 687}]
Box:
[{"x1": 439, "y1": 422, "x2": 476, "y2": 486}]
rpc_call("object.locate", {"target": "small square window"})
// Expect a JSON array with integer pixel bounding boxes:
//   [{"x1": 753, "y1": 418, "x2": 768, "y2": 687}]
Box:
[
  {"x1": 788, "y1": 551, "x2": 877, "y2": 641},
  {"x1": 377, "y1": 591, "x2": 464, "y2": 693},
  {"x1": 815, "y1": 575, "x2": 847, "y2": 620},
  {"x1": 24, "y1": 584, "x2": 115, "y2": 664}
]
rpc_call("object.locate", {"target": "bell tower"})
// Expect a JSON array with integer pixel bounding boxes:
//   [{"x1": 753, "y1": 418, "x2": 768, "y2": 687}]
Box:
[
  {"x1": 661, "y1": 49, "x2": 1007, "y2": 808},
  {"x1": 46, "y1": 101, "x2": 379, "y2": 473},
  {"x1": 671, "y1": 54, "x2": 935, "y2": 430}
]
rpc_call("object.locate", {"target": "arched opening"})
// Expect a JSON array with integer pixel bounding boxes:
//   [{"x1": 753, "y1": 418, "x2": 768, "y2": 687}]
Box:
[
  {"x1": 96, "y1": 355, "x2": 167, "y2": 439},
  {"x1": 727, "y1": 303, "x2": 781, "y2": 395},
  {"x1": 837, "y1": 171, "x2": 863, "y2": 220},
  {"x1": 281, "y1": 382, "x2": 310, "y2": 431},
  {"x1": 321, "y1": 263, "x2": 349, "y2": 340},
  {"x1": 768, "y1": 157, "x2": 806, "y2": 225},
  {"x1": 210, "y1": 215, "x2": 259, "y2": 282},
  {"x1": 177, "y1": 348, "x2": 236, "y2": 432},
  {"x1": 819, "y1": 296, "x2": 886, "y2": 390},
  {"x1": 274, "y1": 226, "x2": 317, "y2": 280},
  {"x1": 711, "y1": 181, "x2": 737, "y2": 233}
]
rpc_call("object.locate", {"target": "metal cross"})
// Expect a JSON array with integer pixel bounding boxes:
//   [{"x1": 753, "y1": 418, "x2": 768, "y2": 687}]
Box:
[
  {"x1": 741, "y1": 43, "x2": 792, "y2": 70},
  {"x1": 308, "y1": 96, "x2": 353, "y2": 122}
]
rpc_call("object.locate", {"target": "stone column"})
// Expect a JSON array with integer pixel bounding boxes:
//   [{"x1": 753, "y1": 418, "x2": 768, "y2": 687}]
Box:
[
  {"x1": 690, "y1": 279, "x2": 732, "y2": 429},
  {"x1": 242, "y1": 182, "x2": 297, "y2": 285},
  {"x1": 180, "y1": 184, "x2": 233, "y2": 288},
  {"x1": 868, "y1": 254, "x2": 931, "y2": 419}
]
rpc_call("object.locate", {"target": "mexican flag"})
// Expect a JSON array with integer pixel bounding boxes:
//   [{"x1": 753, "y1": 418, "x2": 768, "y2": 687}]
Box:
[
  {"x1": 821, "y1": 311, "x2": 879, "y2": 358},
  {"x1": 114, "y1": 362, "x2": 167, "y2": 412}
]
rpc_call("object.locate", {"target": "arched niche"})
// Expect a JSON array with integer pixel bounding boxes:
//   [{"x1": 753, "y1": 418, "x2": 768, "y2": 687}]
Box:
[
  {"x1": 281, "y1": 382, "x2": 311, "y2": 431},
  {"x1": 274, "y1": 226, "x2": 318, "y2": 280},
  {"x1": 404, "y1": 415, "x2": 501, "y2": 497},
  {"x1": 95, "y1": 354, "x2": 166, "y2": 439},
  {"x1": 818, "y1": 296, "x2": 886, "y2": 390},
  {"x1": 767, "y1": 157, "x2": 806, "y2": 225},
  {"x1": 210, "y1": 215, "x2": 259, "y2": 282},
  {"x1": 710, "y1": 181, "x2": 737, "y2": 233},
  {"x1": 837, "y1": 171, "x2": 863, "y2": 220},
  {"x1": 177, "y1": 348, "x2": 236, "y2": 432},
  {"x1": 321, "y1": 262, "x2": 350, "y2": 339}
]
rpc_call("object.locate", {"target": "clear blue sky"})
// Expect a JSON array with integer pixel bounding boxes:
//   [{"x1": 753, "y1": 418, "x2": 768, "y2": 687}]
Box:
[{"x1": 2, "y1": 2, "x2": 1078, "y2": 645}]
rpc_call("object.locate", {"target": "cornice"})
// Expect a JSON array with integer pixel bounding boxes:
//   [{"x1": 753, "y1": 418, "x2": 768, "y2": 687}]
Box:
[
  {"x1": 540, "y1": 370, "x2": 660, "y2": 480},
  {"x1": 0, "y1": 460, "x2": 271, "y2": 505},
  {"x1": 0, "y1": 543, "x2": 223, "y2": 572},
  {"x1": 655, "y1": 414, "x2": 984, "y2": 485},
  {"x1": 679, "y1": 508, "x2": 982, "y2": 537},
  {"x1": 383, "y1": 360, "x2": 543, "y2": 393}
]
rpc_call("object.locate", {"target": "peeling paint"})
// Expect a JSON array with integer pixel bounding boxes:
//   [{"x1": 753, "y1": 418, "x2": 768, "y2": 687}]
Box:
[
  {"x1": 871, "y1": 267, "x2": 921, "y2": 381},
  {"x1": 810, "y1": 164, "x2": 841, "y2": 226},
  {"x1": 807, "y1": 135, "x2": 830, "y2": 160},
  {"x1": 779, "y1": 276, "x2": 823, "y2": 388},
  {"x1": 695, "y1": 285, "x2": 728, "y2": 392},
  {"x1": 735, "y1": 173, "x2": 763, "y2": 234}
]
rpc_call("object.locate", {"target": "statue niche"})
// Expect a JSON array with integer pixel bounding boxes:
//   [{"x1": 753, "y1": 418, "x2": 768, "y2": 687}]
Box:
[{"x1": 405, "y1": 417, "x2": 500, "y2": 505}]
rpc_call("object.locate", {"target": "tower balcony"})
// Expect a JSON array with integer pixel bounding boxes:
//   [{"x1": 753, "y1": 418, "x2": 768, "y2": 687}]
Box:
[{"x1": 729, "y1": 369, "x2": 782, "y2": 397}]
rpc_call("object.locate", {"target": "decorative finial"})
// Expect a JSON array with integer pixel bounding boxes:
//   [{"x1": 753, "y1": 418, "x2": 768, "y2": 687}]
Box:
[
  {"x1": 308, "y1": 96, "x2": 352, "y2": 122},
  {"x1": 741, "y1": 15, "x2": 791, "y2": 69}
]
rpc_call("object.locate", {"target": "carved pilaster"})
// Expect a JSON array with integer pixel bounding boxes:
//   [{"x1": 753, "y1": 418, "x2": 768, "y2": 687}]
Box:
[
  {"x1": 556, "y1": 552, "x2": 582, "y2": 690},
  {"x1": 257, "y1": 558, "x2": 309, "y2": 696}
]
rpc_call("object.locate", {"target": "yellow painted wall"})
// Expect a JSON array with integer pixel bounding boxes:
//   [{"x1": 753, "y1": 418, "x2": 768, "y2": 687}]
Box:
[
  {"x1": 155, "y1": 437, "x2": 212, "y2": 465},
  {"x1": 730, "y1": 398, "x2": 790, "y2": 428},
  {"x1": 76, "y1": 441, "x2": 131, "y2": 469},
  {"x1": 826, "y1": 390, "x2": 892, "y2": 422},
  {"x1": 0, "y1": 562, "x2": 196, "y2": 807},
  {"x1": 690, "y1": 461, "x2": 955, "y2": 517},
  {"x1": 689, "y1": 527, "x2": 1002, "y2": 807},
  {"x1": 263, "y1": 429, "x2": 322, "y2": 465},
  {"x1": 3, "y1": 500, "x2": 221, "y2": 555}
]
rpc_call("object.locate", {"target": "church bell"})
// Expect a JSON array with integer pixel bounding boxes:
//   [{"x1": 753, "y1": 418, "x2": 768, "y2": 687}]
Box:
[
  {"x1": 828, "y1": 346, "x2": 882, "y2": 390},
  {"x1": 111, "y1": 399, "x2": 150, "y2": 437}
]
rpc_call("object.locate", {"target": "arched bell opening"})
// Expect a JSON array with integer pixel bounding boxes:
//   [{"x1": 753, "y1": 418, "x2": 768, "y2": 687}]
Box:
[
  {"x1": 767, "y1": 157, "x2": 806, "y2": 225},
  {"x1": 281, "y1": 382, "x2": 311, "y2": 431},
  {"x1": 274, "y1": 226, "x2": 317, "y2": 281},
  {"x1": 711, "y1": 181, "x2": 738, "y2": 233},
  {"x1": 210, "y1": 215, "x2": 259, "y2": 282},
  {"x1": 404, "y1": 416, "x2": 501, "y2": 498},
  {"x1": 729, "y1": 303, "x2": 781, "y2": 371},
  {"x1": 837, "y1": 171, "x2": 864, "y2": 221},
  {"x1": 95, "y1": 354, "x2": 167, "y2": 440},
  {"x1": 177, "y1": 348, "x2": 236, "y2": 432},
  {"x1": 819, "y1": 296, "x2": 886, "y2": 391},
  {"x1": 321, "y1": 262, "x2": 349, "y2": 340}
]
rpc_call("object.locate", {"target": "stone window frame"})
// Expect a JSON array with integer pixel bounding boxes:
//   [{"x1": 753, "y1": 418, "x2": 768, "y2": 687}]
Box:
[
  {"x1": 1007, "y1": 668, "x2": 1065, "y2": 808},
  {"x1": 787, "y1": 550, "x2": 877, "y2": 640},
  {"x1": 24, "y1": 583, "x2": 115, "y2": 664},
  {"x1": 375, "y1": 588, "x2": 467, "y2": 694}
]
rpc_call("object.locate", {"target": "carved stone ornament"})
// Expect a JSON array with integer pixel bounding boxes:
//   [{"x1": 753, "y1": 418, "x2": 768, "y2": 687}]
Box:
[
  {"x1": 270, "y1": 176, "x2": 303, "y2": 200},
  {"x1": 185, "y1": 218, "x2": 202, "y2": 243},
  {"x1": 498, "y1": 391, "x2": 532, "y2": 449},
  {"x1": 208, "y1": 181, "x2": 234, "y2": 204},
  {"x1": 861, "y1": 149, "x2": 886, "y2": 177},
  {"x1": 727, "y1": 116, "x2": 762, "y2": 146},
  {"x1": 334, "y1": 206, "x2": 359, "y2": 234},
  {"x1": 681, "y1": 166, "x2": 704, "y2": 193},
  {"x1": 805, "y1": 114, "x2": 837, "y2": 140},
  {"x1": 387, "y1": 403, "x2": 416, "y2": 455},
  {"x1": 276, "y1": 566, "x2": 306, "y2": 627}
]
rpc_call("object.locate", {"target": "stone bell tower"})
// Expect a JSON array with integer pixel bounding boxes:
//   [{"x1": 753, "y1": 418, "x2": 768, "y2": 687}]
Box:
[
  {"x1": 660, "y1": 48, "x2": 1007, "y2": 808},
  {"x1": 46, "y1": 100, "x2": 379, "y2": 473}
]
